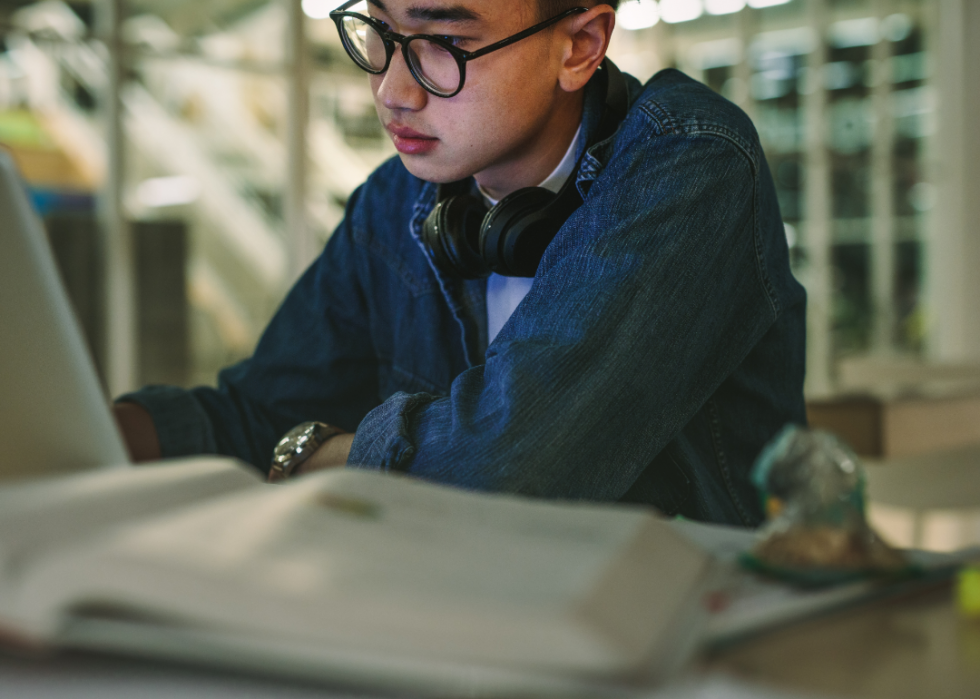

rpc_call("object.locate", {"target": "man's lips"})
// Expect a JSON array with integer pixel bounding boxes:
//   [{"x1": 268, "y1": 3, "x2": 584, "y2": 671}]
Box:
[
  {"x1": 387, "y1": 124, "x2": 433, "y2": 139},
  {"x1": 386, "y1": 124, "x2": 438, "y2": 155}
]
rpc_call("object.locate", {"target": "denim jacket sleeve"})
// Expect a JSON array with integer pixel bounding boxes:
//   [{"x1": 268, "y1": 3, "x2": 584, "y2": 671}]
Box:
[
  {"x1": 119, "y1": 183, "x2": 382, "y2": 468},
  {"x1": 348, "y1": 97, "x2": 783, "y2": 500}
]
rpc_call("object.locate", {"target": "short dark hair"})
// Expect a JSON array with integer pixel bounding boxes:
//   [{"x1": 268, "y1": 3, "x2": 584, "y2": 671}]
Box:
[{"x1": 537, "y1": 1, "x2": 621, "y2": 20}]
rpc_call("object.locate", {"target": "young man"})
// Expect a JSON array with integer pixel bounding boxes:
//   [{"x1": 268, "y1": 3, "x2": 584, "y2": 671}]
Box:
[{"x1": 115, "y1": 0, "x2": 806, "y2": 527}]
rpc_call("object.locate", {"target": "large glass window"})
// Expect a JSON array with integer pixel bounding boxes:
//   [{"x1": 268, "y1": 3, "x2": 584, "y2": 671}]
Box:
[{"x1": 608, "y1": 0, "x2": 935, "y2": 395}]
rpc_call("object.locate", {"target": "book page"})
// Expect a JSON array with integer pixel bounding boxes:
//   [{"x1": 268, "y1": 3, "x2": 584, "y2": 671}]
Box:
[
  {"x1": 668, "y1": 518, "x2": 757, "y2": 560},
  {"x1": 687, "y1": 525, "x2": 980, "y2": 647},
  {"x1": 19, "y1": 469, "x2": 711, "y2": 680},
  {"x1": 0, "y1": 456, "x2": 261, "y2": 625}
]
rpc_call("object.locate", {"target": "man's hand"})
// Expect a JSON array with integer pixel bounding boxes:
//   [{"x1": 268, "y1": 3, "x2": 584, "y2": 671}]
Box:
[{"x1": 113, "y1": 402, "x2": 162, "y2": 462}]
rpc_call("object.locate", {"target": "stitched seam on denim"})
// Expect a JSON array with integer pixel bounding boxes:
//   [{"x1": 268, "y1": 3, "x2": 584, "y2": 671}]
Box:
[
  {"x1": 689, "y1": 127, "x2": 781, "y2": 320},
  {"x1": 577, "y1": 156, "x2": 600, "y2": 198},
  {"x1": 636, "y1": 126, "x2": 779, "y2": 321},
  {"x1": 686, "y1": 124, "x2": 757, "y2": 167},
  {"x1": 752, "y1": 170, "x2": 780, "y2": 320},
  {"x1": 577, "y1": 125, "x2": 662, "y2": 199},
  {"x1": 576, "y1": 127, "x2": 622, "y2": 197},
  {"x1": 637, "y1": 101, "x2": 760, "y2": 172},
  {"x1": 706, "y1": 397, "x2": 753, "y2": 526},
  {"x1": 637, "y1": 100, "x2": 676, "y2": 135},
  {"x1": 579, "y1": 121, "x2": 781, "y2": 330},
  {"x1": 688, "y1": 127, "x2": 758, "y2": 175},
  {"x1": 656, "y1": 127, "x2": 779, "y2": 321},
  {"x1": 664, "y1": 448, "x2": 694, "y2": 515},
  {"x1": 408, "y1": 184, "x2": 480, "y2": 368}
]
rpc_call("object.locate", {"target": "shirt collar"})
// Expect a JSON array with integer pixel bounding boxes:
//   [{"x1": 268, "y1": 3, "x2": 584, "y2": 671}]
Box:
[{"x1": 478, "y1": 123, "x2": 583, "y2": 207}]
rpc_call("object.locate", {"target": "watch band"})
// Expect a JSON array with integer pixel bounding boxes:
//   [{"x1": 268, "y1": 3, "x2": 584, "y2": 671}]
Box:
[{"x1": 269, "y1": 421, "x2": 345, "y2": 482}]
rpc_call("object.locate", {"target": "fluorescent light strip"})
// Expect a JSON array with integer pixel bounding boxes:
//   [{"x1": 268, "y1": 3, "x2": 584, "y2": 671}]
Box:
[
  {"x1": 618, "y1": 0, "x2": 660, "y2": 31},
  {"x1": 747, "y1": 0, "x2": 793, "y2": 9},
  {"x1": 660, "y1": 0, "x2": 704, "y2": 24},
  {"x1": 705, "y1": 0, "x2": 746, "y2": 15}
]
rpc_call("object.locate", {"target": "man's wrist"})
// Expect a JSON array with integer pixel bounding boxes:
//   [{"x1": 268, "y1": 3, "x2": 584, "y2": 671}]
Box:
[
  {"x1": 269, "y1": 422, "x2": 347, "y2": 483},
  {"x1": 296, "y1": 433, "x2": 355, "y2": 476}
]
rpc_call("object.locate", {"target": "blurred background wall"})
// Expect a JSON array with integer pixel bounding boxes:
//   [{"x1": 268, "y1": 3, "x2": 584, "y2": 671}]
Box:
[{"x1": 0, "y1": 0, "x2": 977, "y2": 413}]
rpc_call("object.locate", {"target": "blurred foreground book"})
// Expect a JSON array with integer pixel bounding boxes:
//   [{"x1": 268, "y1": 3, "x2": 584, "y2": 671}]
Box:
[{"x1": 0, "y1": 458, "x2": 718, "y2": 698}]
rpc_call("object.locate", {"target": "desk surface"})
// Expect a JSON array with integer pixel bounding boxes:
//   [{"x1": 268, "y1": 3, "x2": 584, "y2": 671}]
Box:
[{"x1": 707, "y1": 582, "x2": 980, "y2": 699}]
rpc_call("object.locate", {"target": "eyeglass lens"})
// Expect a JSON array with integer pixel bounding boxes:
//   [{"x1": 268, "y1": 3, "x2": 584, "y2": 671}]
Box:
[{"x1": 339, "y1": 15, "x2": 462, "y2": 97}]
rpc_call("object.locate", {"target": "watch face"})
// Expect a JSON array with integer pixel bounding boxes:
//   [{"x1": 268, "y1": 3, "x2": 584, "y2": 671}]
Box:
[
  {"x1": 271, "y1": 422, "x2": 342, "y2": 480},
  {"x1": 269, "y1": 422, "x2": 344, "y2": 482},
  {"x1": 274, "y1": 423, "x2": 316, "y2": 465},
  {"x1": 291, "y1": 425, "x2": 315, "y2": 451}
]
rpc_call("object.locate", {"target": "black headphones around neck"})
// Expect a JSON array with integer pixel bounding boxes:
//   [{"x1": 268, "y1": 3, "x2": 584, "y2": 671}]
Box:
[{"x1": 421, "y1": 58, "x2": 629, "y2": 279}]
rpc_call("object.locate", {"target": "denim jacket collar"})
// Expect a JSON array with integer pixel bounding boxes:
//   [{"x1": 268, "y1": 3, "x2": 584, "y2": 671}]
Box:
[
  {"x1": 408, "y1": 183, "x2": 487, "y2": 368},
  {"x1": 406, "y1": 69, "x2": 633, "y2": 366}
]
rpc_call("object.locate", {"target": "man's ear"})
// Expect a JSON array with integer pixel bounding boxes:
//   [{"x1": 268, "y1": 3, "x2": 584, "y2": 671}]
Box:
[{"x1": 557, "y1": 5, "x2": 616, "y2": 93}]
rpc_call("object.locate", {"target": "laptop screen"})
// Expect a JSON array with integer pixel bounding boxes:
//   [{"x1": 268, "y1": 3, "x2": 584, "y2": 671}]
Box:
[{"x1": 0, "y1": 152, "x2": 130, "y2": 481}]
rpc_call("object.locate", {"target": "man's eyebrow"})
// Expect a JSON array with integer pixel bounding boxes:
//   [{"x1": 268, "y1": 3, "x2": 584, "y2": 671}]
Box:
[
  {"x1": 407, "y1": 4, "x2": 482, "y2": 23},
  {"x1": 366, "y1": 0, "x2": 482, "y2": 23}
]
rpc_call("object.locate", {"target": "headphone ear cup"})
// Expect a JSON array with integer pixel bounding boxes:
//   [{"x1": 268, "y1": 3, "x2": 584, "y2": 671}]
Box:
[
  {"x1": 421, "y1": 194, "x2": 491, "y2": 279},
  {"x1": 480, "y1": 187, "x2": 558, "y2": 277}
]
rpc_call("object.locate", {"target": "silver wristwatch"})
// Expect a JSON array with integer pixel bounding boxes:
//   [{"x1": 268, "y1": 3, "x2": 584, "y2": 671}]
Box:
[{"x1": 269, "y1": 421, "x2": 345, "y2": 482}]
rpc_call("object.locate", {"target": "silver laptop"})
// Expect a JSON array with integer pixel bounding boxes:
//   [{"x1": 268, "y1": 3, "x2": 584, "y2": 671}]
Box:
[{"x1": 0, "y1": 151, "x2": 130, "y2": 480}]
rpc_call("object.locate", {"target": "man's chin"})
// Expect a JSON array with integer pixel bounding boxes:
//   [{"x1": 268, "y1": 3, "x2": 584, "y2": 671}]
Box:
[{"x1": 397, "y1": 152, "x2": 475, "y2": 184}]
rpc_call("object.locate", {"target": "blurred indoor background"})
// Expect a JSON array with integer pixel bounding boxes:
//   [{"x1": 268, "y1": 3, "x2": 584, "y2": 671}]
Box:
[{"x1": 1, "y1": 0, "x2": 978, "y2": 545}]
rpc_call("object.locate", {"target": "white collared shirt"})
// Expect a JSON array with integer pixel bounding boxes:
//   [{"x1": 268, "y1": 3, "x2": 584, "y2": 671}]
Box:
[{"x1": 484, "y1": 124, "x2": 582, "y2": 344}]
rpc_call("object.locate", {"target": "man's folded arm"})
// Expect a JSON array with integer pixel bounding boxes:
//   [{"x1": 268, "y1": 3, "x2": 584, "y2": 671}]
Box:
[{"x1": 348, "y1": 132, "x2": 783, "y2": 500}]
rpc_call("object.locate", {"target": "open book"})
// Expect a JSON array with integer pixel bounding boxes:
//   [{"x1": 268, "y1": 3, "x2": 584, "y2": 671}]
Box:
[{"x1": 0, "y1": 458, "x2": 720, "y2": 697}]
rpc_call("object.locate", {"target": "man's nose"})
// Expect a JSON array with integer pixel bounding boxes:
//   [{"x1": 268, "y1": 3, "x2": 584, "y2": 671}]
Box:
[{"x1": 377, "y1": 48, "x2": 428, "y2": 112}]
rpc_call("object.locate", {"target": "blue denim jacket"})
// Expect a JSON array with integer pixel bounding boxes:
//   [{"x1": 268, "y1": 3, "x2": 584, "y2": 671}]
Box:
[{"x1": 123, "y1": 69, "x2": 807, "y2": 527}]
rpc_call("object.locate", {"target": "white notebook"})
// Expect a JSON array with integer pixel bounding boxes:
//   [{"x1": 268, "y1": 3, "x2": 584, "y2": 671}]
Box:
[{"x1": 0, "y1": 459, "x2": 718, "y2": 698}]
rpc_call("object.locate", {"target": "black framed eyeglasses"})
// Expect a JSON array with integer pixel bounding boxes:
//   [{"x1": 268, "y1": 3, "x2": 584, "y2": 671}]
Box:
[{"x1": 329, "y1": 1, "x2": 587, "y2": 98}]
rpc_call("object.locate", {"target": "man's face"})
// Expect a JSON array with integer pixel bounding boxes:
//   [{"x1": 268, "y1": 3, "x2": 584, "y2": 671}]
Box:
[{"x1": 364, "y1": 0, "x2": 575, "y2": 191}]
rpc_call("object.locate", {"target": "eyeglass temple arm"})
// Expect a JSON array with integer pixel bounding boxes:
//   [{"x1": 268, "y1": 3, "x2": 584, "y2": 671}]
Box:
[{"x1": 463, "y1": 7, "x2": 588, "y2": 60}]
